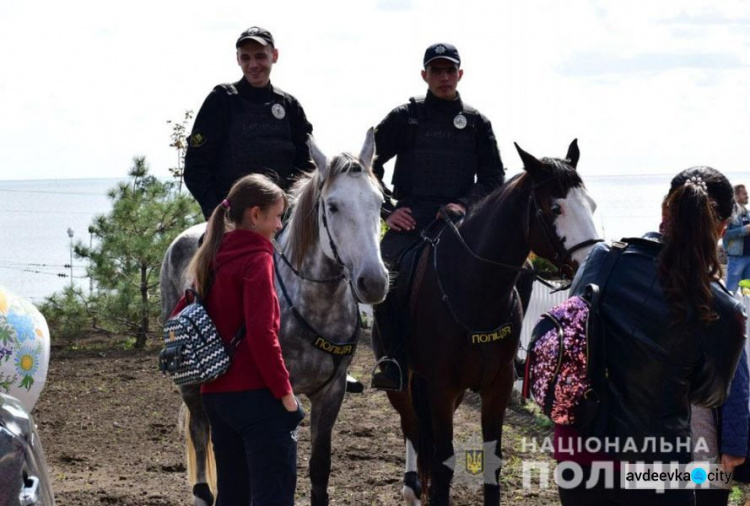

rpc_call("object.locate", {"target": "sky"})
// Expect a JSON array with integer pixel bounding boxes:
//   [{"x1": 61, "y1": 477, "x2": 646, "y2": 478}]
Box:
[{"x1": 1, "y1": 0, "x2": 749, "y2": 182}]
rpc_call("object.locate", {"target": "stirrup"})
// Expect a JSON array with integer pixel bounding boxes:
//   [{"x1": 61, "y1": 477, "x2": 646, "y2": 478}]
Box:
[{"x1": 371, "y1": 356, "x2": 405, "y2": 391}]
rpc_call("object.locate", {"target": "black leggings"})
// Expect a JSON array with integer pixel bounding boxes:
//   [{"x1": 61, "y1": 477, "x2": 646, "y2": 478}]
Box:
[{"x1": 202, "y1": 390, "x2": 304, "y2": 506}]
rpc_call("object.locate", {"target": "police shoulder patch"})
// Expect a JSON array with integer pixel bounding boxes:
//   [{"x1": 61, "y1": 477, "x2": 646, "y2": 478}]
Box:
[{"x1": 189, "y1": 131, "x2": 207, "y2": 148}]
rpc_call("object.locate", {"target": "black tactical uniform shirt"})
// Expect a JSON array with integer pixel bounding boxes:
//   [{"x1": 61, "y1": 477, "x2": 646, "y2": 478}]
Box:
[
  {"x1": 372, "y1": 90, "x2": 505, "y2": 218},
  {"x1": 185, "y1": 79, "x2": 315, "y2": 219}
]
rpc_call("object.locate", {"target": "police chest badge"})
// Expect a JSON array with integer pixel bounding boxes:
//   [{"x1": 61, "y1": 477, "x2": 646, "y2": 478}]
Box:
[
  {"x1": 189, "y1": 131, "x2": 207, "y2": 148},
  {"x1": 453, "y1": 113, "x2": 467, "y2": 129},
  {"x1": 272, "y1": 103, "x2": 286, "y2": 120}
]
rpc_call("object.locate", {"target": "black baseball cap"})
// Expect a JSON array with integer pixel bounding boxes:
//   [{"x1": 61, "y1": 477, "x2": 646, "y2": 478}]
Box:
[
  {"x1": 423, "y1": 43, "x2": 461, "y2": 68},
  {"x1": 236, "y1": 26, "x2": 275, "y2": 48}
]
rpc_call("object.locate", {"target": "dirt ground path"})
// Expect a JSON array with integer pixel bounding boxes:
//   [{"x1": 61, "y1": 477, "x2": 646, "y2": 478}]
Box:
[{"x1": 32, "y1": 334, "x2": 569, "y2": 505}]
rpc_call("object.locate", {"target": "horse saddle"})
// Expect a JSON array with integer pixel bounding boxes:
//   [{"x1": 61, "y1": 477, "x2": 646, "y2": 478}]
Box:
[{"x1": 390, "y1": 216, "x2": 450, "y2": 307}]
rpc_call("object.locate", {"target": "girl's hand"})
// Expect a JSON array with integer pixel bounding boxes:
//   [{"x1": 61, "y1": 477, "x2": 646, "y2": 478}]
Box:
[{"x1": 281, "y1": 393, "x2": 299, "y2": 412}]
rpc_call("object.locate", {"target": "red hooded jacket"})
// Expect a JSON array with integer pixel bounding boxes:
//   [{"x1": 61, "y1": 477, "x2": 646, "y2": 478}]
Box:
[{"x1": 171, "y1": 229, "x2": 292, "y2": 398}]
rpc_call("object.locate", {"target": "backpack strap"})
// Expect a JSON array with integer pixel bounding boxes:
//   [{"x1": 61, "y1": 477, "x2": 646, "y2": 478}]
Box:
[
  {"x1": 187, "y1": 269, "x2": 246, "y2": 352},
  {"x1": 585, "y1": 240, "x2": 627, "y2": 435}
]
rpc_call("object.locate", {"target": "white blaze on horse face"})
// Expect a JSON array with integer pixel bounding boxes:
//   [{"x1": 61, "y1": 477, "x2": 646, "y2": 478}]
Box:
[
  {"x1": 554, "y1": 186, "x2": 599, "y2": 265},
  {"x1": 321, "y1": 173, "x2": 388, "y2": 304}
]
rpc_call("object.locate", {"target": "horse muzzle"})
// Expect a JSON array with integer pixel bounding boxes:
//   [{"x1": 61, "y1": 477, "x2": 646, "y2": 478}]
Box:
[{"x1": 352, "y1": 264, "x2": 389, "y2": 305}]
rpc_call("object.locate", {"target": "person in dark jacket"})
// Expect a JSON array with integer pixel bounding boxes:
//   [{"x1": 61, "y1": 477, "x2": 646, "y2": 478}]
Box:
[
  {"x1": 555, "y1": 166, "x2": 746, "y2": 505},
  {"x1": 370, "y1": 42, "x2": 505, "y2": 390},
  {"x1": 184, "y1": 26, "x2": 315, "y2": 221},
  {"x1": 174, "y1": 174, "x2": 304, "y2": 506},
  {"x1": 723, "y1": 184, "x2": 750, "y2": 294},
  {"x1": 183, "y1": 26, "x2": 364, "y2": 393},
  {"x1": 691, "y1": 347, "x2": 749, "y2": 506}
]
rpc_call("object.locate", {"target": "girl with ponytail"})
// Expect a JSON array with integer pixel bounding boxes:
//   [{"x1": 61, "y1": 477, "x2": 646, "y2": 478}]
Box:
[
  {"x1": 177, "y1": 173, "x2": 303, "y2": 506},
  {"x1": 556, "y1": 167, "x2": 746, "y2": 506}
]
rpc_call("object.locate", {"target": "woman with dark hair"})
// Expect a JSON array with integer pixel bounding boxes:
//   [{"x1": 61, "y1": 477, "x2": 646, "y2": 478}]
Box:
[
  {"x1": 174, "y1": 173, "x2": 304, "y2": 506},
  {"x1": 555, "y1": 166, "x2": 746, "y2": 505}
]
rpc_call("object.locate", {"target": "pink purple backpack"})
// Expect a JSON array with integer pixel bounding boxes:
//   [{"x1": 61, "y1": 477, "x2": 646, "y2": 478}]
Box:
[
  {"x1": 522, "y1": 241, "x2": 626, "y2": 431},
  {"x1": 522, "y1": 290, "x2": 598, "y2": 426}
]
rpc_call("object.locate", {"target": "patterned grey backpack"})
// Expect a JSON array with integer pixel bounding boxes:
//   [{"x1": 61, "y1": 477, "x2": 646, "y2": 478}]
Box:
[{"x1": 158, "y1": 288, "x2": 244, "y2": 386}]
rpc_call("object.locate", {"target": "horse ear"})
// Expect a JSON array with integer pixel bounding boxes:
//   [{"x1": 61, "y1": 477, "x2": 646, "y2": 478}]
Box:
[
  {"x1": 566, "y1": 139, "x2": 580, "y2": 169},
  {"x1": 307, "y1": 134, "x2": 329, "y2": 179},
  {"x1": 515, "y1": 142, "x2": 545, "y2": 177},
  {"x1": 359, "y1": 127, "x2": 376, "y2": 169}
]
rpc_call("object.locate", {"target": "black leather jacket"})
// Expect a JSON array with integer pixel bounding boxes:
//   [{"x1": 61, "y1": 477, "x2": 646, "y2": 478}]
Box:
[{"x1": 571, "y1": 236, "x2": 746, "y2": 463}]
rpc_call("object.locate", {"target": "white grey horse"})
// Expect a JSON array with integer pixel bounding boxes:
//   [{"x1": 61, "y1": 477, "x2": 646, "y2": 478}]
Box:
[{"x1": 160, "y1": 130, "x2": 389, "y2": 506}]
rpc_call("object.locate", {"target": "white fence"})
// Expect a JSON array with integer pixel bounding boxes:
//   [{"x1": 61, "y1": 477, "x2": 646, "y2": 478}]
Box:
[
  {"x1": 518, "y1": 282, "x2": 570, "y2": 360},
  {"x1": 519, "y1": 286, "x2": 750, "y2": 363}
]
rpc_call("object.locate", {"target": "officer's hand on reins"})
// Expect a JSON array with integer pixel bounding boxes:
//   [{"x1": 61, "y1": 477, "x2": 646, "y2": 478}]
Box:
[
  {"x1": 386, "y1": 207, "x2": 417, "y2": 231},
  {"x1": 439, "y1": 203, "x2": 466, "y2": 220}
]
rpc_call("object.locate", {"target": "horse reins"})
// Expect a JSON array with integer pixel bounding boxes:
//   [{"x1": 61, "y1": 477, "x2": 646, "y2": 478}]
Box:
[
  {"x1": 273, "y1": 184, "x2": 362, "y2": 397},
  {"x1": 430, "y1": 174, "x2": 603, "y2": 332},
  {"x1": 529, "y1": 177, "x2": 603, "y2": 278}
]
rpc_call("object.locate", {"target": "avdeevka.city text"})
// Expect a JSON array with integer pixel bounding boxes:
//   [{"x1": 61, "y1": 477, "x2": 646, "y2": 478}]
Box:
[{"x1": 519, "y1": 436, "x2": 733, "y2": 490}]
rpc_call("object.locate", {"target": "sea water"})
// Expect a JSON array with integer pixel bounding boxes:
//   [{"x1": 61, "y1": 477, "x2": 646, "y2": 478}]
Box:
[{"x1": 2, "y1": 171, "x2": 750, "y2": 302}]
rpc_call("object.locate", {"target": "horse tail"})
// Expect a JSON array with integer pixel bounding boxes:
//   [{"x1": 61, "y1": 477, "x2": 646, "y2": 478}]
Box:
[
  {"x1": 411, "y1": 374, "x2": 433, "y2": 502},
  {"x1": 179, "y1": 403, "x2": 197, "y2": 485},
  {"x1": 179, "y1": 404, "x2": 217, "y2": 495}
]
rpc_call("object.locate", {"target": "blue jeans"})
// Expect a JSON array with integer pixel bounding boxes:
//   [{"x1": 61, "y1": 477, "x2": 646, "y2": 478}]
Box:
[
  {"x1": 202, "y1": 389, "x2": 305, "y2": 506},
  {"x1": 726, "y1": 255, "x2": 750, "y2": 295}
]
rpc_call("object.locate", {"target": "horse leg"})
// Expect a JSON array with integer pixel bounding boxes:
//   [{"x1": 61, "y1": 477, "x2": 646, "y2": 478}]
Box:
[
  {"x1": 412, "y1": 377, "x2": 459, "y2": 506},
  {"x1": 479, "y1": 363, "x2": 515, "y2": 506},
  {"x1": 387, "y1": 390, "x2": 422, "y2": 506},
  {"x1": 429, "y1": 389, "x2": 459, "y2": 506},
  {"x1": 180, "y1": 384, "x2": 215, "y2": 506},
  {"x1": 308, "y1": 373, "x2": 348, "y2": 506}
]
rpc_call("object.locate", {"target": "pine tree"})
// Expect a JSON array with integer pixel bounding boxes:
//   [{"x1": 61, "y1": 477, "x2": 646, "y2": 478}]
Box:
[
  {"x1": 75, "y1": 157, "x2": 202, "y2": 348},
  {"x1": 166, "y1": 110, "x2": 193, "y2": 192}
]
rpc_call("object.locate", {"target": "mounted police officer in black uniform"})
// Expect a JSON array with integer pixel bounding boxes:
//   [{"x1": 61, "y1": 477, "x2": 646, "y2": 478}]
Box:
[
  {"x1": 184, "y1": 26, "x2": 367, "y2": 392},
  {"x1": 184, "y1": 26, "x2": 315, "y2": 220},
  {"x1": 370, "y1": 43, "x2": 506, "y2": 390}
]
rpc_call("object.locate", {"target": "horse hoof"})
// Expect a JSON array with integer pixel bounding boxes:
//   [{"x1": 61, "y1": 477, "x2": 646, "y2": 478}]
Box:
[
  {"x1": 403, "y1": 471, "x2": 422, "y2": 502},
  {"x1": 346, "y1": 375, "x2": 364, "y2": 393},
  {"x1": 311, "y1": 488, "x2": 329, "y2": 506},
  {"x1": 402, "y1": 485, "x2": 422, "y2": 506},
  {"x1": 193, "y1": 482, "x2": 214, "y2": 506}
]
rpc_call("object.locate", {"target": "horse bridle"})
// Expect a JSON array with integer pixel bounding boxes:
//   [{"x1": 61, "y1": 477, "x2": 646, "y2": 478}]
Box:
[
  {"x1": 436, "y1": 173, "x2": 602, "y2": 287},
  {"x1": 529, "y1": 176, "x2": 603, "y2": 278},
  {"x1": 428, "y1": 173, "x2": 602, "y2": 334},
  {"x1": 316, "y1": 182, "x2": 347, "y2": 270},
  {"x1": 273, "y1": 183, "x2": 348, "y2": 284},
  {"x1": 273, "y1": 186, "x2": 362, "y2": 397}
]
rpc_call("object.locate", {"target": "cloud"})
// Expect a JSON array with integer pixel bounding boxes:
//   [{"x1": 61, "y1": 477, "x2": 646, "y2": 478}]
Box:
[
  {"x1": 658, "y1": 13, "x2": 750, "y2": 25},
  {"x1": 375, "y1": 0, "x2": 413, "y2": 12},
  {"x1": 558, "y1": 52, "x2": 744, "y2": 77}
]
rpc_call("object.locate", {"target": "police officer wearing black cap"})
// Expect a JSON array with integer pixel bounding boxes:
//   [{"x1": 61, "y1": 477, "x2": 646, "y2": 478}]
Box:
[
  {"x1": 370, "y1": 42, "x2": 505, "y2": 391},
  {"x1": 185, "y1": 27, "x2": 366, "y2": 395},
  {"x1": 184, "y1": 26, "x2": 315, "y2": 220}
]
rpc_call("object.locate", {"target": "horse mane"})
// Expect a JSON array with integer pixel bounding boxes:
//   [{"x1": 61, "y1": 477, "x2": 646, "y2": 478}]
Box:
[
  {"x1": 465, "y1": 157, "x2": 583, "y2": 221},
  {"x1": 285, "y1": 153, "x2": 380, "y2": 268}
]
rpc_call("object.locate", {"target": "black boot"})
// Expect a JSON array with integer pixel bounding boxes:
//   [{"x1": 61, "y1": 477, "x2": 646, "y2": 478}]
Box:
[
  {"x1": 371, "y1": 356, "x2": 406, "y2": 391},
  {"x1": 345, "y1": 373, "x2": 364, "y2": 393}
]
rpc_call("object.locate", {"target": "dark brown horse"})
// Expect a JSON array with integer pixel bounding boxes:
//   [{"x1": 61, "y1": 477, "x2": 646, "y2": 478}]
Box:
[{"x1": 377, "y1": 140, "x2": 600, "y2": 505}]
